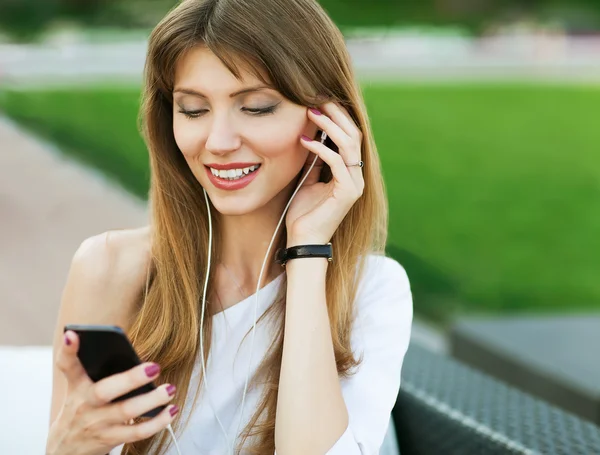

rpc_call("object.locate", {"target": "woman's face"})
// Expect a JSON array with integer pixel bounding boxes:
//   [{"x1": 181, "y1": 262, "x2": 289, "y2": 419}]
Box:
[{"x1": 172, "y1": 45, "x2": 318, "y2": 216}]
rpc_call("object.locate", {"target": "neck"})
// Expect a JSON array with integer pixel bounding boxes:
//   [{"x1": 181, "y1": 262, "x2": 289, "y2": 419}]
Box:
[{"x1": 216, "y1": 185, "x2": 293, "y2": 290}]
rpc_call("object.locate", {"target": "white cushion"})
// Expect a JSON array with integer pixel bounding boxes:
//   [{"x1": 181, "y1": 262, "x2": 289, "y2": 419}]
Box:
[{"x1": 0, "y1": 346, "x2": 53, "y2": 453}]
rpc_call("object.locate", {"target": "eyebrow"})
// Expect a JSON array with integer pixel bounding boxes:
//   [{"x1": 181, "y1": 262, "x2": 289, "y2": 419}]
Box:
[{"x1": 173, "y1": 85, "x2": 274, "y2": 98}]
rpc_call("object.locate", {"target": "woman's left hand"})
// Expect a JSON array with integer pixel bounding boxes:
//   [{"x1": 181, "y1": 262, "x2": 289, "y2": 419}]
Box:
[{"x1": 285, "y1": 102, "x2": 364, "y2": 247}]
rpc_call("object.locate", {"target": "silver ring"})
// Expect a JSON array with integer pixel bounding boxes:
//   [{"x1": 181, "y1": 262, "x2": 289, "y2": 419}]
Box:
[{"x1": 345, "y1": 161, "x2": 364, "y2": 168}]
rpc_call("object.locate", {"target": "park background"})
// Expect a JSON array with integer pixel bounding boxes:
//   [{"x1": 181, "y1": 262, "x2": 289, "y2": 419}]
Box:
[
  {"x1": 2, "y1": 0, "x2": 600, "y2": 326},
  {"x1": 1, "y1": 0, "x2": 599, "y2": 452}
]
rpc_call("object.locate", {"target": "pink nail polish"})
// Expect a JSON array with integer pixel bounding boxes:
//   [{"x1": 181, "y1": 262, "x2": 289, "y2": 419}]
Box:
[
  {"x1": 170, "y1": 405, "x2": 179, "y2": 417},
  {"x1": 64, "y1": 333, "x2": 71, "y2": 346},
  {"x1": 166, "y1": 384, "x2": 176, "y2": 396},
  {"x1": 301, "y1": 135, "x2": 312, "y2": 142},
  {"x1": 309, "y1": 108, "x2": 322, "y2": 115},
  {"x1": 145, "y1": 363, "x2": 160, "y2": 377}
]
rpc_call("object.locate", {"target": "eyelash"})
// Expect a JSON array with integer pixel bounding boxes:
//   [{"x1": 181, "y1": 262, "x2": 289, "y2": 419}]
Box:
[{"x1": 178, "y1": 105, "x2": 278, "y2": 120}]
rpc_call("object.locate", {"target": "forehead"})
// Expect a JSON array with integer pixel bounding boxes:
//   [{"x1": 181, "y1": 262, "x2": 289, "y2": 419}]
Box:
[{"x1": 174, "y1": 45, "x2": 268, "y2": 92}]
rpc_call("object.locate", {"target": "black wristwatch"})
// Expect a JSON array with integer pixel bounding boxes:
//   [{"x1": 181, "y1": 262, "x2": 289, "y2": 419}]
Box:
[{"x1": 275, "y1": 243, "x2": 333, "y2": 267}]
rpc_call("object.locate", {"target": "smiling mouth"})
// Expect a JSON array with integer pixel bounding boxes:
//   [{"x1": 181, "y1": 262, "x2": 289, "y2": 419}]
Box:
[{"x1": 207, "y1": 164, "x2": 261, "y2": 181}]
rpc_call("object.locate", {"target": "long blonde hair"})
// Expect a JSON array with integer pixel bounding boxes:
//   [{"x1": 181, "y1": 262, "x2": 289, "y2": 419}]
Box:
[{"x1": 125, "y1": 0, "x2": 388, "y2": 453}]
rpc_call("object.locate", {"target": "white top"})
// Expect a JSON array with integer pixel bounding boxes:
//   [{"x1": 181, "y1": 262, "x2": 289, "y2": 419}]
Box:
[{"x1": 112, "y1": 254, "x2": 413, "y2": 455}]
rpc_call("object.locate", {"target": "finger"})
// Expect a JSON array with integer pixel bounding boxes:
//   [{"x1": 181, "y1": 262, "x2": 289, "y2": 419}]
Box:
[
  {"x1": 300, "y1": 136, "x2": 355, "y2": 192},
  {"x1": 320, "y1": 102, "x2": 363, "y2": 143},
  {"x1": 300, "y1": 152, "x2": 324, "y2": 186},
  {"x1": 307, "y1": 108, "x2": 354, "y2": 156},
  {"x1": 109, "y1": 404, "x2": 179, "y2": 444},
  {"x1": 307, "y1": 108, "x2": 360, "y2": 164},
  {"x1": 56, "y1": 330, "x2": 91, "y2": 387},
  {"x1": 88, "y1": 362, "x2": 161, "y2": 407},
  {"x1": 103, "y1": 383, "x2": 176, "y2": 424},
  {"x1": 304, "y1": 152, "x2": 324, "y2": 169}
]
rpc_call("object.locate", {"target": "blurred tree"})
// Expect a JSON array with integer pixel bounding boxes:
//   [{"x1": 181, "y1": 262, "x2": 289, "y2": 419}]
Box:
[
  {"x1": 0, "y1": 0, "x2": 60, "y2": 40},
  {"x1": 0, "y1": 0, "x2": 177, "y2": 40},
  {"x1": 58, "y1": 0, "x2": 113, "y2": 24},
  {"x1": 0, "y1": 0, "x2": 599, "y2": 41},
  {"x1": 434, "y1": 0, "x2": 600, "y2": 31}
]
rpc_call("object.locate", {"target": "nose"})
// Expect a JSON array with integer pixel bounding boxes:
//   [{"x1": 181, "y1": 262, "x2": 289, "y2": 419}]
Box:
[{"x1": 205, "y1": 112, "x2": 242, "y2": 156}]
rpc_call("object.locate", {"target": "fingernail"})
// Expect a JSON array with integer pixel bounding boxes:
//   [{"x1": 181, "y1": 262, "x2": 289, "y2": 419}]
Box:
[
  {"x1": 64, "y1": 333, "x2": 71, "y2": 346},
  {"x1": 169, "y1": 405, "x2": 179, "y2": 417},
  {"x1": 145, "y1": 363, "x2": 160, "y2": 377},
  {"x1": 166, "y1": 384, "x2": 176, "y2": 396},
  {"x1": 301, "y1": 135, "x2": 312, "y2": 142},
  {"x1": 309, "y1": 108, "x2": 322, "y2": 115}
]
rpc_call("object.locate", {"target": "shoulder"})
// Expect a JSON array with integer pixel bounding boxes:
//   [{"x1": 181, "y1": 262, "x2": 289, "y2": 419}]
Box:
[
  {"x1": 352, "y1": 253, "x2": 413, "y2": 337},
  {"x1": 73, "y1": 226, "x2": 152, "y2": 283},
  {"x1": 355, "y1": 253, "x2": 411, "y2": 303},
  {"x1": 64, "y1": 226, "x2": 152, "y2": 327}
]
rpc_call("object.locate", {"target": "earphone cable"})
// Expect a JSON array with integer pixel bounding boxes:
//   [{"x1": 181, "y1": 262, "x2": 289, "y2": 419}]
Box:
[
  {"x1": 198, "y1": 131, "x2": 327, "y2": 455},
  {"x1": 234, "y1": 131, "x2": 327, "y2": 447}
]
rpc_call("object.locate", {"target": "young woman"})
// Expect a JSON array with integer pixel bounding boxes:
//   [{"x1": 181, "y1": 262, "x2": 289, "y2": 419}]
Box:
[{"x1": 46, "y1": 0, "x2": 413, "y2": 454}]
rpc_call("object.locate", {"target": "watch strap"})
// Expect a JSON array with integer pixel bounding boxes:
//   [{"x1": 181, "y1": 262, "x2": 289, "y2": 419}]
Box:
[{"x1": 275, "y1": 243, "x2": 333, "y2": 267}]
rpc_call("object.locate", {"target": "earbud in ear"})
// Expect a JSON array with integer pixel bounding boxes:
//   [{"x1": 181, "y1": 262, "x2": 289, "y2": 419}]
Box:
[{"x1": 319, "y1": 130, "x2": 328, "y2": 144}]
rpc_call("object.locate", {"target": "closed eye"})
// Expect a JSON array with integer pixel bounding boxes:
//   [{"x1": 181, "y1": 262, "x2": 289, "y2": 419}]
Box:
[
  {"x1": 178, "y1": 109, "x2": 207, "y2": 119},
  {"x1": 242, "y1": 104, "x2": 280, "y2": 116},
  {"x1": 178, "y1": 102, "x2": 280, "y2": 120}
]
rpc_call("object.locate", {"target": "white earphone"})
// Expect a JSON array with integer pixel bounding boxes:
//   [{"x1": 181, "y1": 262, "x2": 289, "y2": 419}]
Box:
[{"x1": 170, "y1": 130, "x2": 327, "y2": 455}]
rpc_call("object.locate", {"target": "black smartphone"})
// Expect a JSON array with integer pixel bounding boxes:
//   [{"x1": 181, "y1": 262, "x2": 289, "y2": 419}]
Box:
[{"x1": 63, "y1": 324, "x2": 166, "y2": 418}]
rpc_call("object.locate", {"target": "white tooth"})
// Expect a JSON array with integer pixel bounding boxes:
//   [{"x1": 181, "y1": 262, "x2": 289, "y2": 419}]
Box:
[
  {"x1": 218, "y1": 170, "x2": 228, "y2": 178},
  {"x1": 235, "y1": 169, "x2": 243, "y2": 177},
  {"x1": 249, "y1": 165, "x2": 257, "y2": 171},
  {"x1": 243, "y1": 167, "x2": 250, "y2": 175},
  {"x1": 227, "y1": 169, "x2": 236, "y2": 178},
  {"x1": 211, "y1": 168, "x2": 218, "y2": 176}
]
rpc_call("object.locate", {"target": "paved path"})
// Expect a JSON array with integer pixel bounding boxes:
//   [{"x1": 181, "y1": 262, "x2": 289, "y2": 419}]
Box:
[{"x1": 0, "y1": 116, "x2": 148, "y2": 345}]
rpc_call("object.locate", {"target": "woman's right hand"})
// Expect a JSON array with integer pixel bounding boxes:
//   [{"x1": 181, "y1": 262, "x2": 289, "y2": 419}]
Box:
[{"x1": 46, "y1": 330, "x2": 179, "y2": 455}]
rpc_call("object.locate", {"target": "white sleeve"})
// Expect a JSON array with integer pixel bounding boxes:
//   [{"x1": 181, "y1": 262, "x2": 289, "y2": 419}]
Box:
[
  {"x1": 324, "y1": 255, "x2": 413, "y2": 454},
  {"x1": 110, "y1": 444, "x2": 124, "y2": 454},
  {"x1": 274, "y1": 255, "x2": 413, "y2": 455}
]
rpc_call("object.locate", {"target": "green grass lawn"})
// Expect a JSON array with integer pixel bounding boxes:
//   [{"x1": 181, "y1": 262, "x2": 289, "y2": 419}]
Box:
[
  {"x1": 0, "y1": 85, "x2": 150, "y2": 198},
  {"x1": 2, "y1": 83, "x2": 599, "y2": 324}
]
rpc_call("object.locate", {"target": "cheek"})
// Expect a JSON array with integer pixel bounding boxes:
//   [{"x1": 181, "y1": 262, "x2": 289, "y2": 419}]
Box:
[
  {"x1": 252, "y1": 114, "x2": 313, "y2": 164},
  {"x1": 173, "y1": 120, "x2": 204, "y2": 159}
]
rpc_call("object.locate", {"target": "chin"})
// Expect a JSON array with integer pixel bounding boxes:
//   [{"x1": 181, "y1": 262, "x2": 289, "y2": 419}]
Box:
[
  {"x1": 207, "y1": 191, "x2": 265, "y2": 216},
  {"x1": 212, "y1": 203, "x2": 256, "y2": 217}
]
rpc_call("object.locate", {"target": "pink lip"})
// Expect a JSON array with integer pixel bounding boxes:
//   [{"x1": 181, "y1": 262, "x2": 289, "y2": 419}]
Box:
[
  {"x1": 206, "y1": 162, "x2": 261, "y2": 170},
  {"x1": 205, "y1": 165, "x2": 261, "y2": 191}
]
